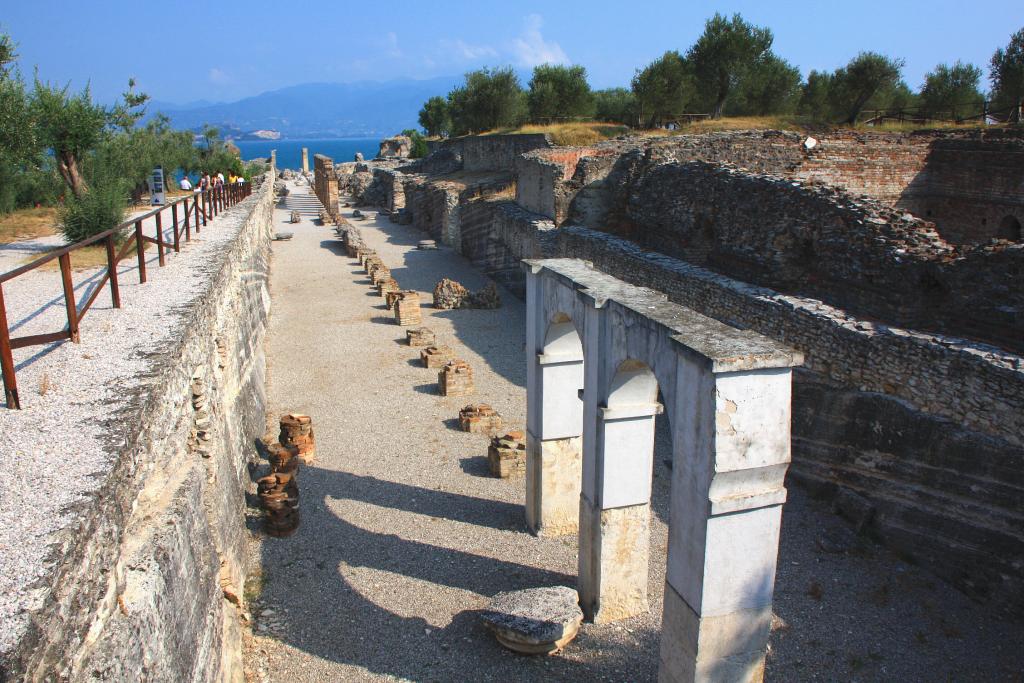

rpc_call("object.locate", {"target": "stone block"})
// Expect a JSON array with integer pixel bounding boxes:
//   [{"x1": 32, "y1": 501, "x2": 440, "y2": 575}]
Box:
[
  {"x1": 385, "y1": 289, "x2": 403, "y2": 310},
  {"x1": 438, "y1": 360, "x2": 474, "y2": 396},
  {"x1": 459, "y1": 403, "x2": 503, "y2": 434},
  {"x1": 480, "y1": 586, "x2": 583, "y2": 655},
  {"x1": 378, "y1": 277, "x2": 399, "y2": 297}
]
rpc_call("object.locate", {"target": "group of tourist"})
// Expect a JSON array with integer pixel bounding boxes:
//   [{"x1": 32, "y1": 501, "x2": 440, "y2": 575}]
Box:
[{"x1": 178, "y1": 171, "x2": 245, "y2": 193}]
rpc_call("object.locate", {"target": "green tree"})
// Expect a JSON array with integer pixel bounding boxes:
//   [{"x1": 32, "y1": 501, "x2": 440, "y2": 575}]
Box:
[
  {"x1": 828, "y1": 52, "x2": 905, "y2": 124},
  {"x1": 687, "y1": 13, "x2": 773, "y2": 118},
  {"x1": 593, "y1": 88, "x2": 638, "y2": 124},
  {"x1": 109, "y1": 78, "x2": 150, "y2": 132},
  {"x1": 798, "y1": 70, "x2": 835, "y2": 121},
  {"x1": 418, "y1": 95, "x2": 451, "y2": 138},
  {"x1": 527, "y1": 64, "x2": 594, "y2": 121},
  {"x1": 31, "y1": 78, "x2": 109, "y2": 198},
  {"x1": 446, "y1": 67, "x2": 527, "y2": 135},
  {"x1": 631, "y1": 51, "x2": 692, "y2": 127},
  {"x1": 920, "y1": 62, "x2": 983, "y2": 119},
  {"x1": 990, "y1": 27, "x2": 1024, "y2": 116},
  {"x1": 401, "y1": 128, "x2": 429, "y2": 158},
  {"x1": 727, "y1": 54, "x2": 801, "y2": 116}
]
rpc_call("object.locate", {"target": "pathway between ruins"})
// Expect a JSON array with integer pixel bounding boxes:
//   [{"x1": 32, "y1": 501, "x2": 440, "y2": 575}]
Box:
[
  {"x1": 246, "y1": 181, "x2": 670, "y2": 681},
  {"x1": 246, "y1": 180, "x2": 1024, "y2": 682}
]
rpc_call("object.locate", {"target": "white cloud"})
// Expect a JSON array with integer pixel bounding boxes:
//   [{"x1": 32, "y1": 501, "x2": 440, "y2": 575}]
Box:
[
  {"x1": 384, "y1": 32, "x2": 403, "y2": 59},
  {"x1": 511, "y1": 14, "x2": 568, "y2": 67},
  {"x1": 440, "y1": 38, "x2": 498, "y2": 61},
  {"x1": 208, "y1": 67, "x2": 230, "y2": 85}
]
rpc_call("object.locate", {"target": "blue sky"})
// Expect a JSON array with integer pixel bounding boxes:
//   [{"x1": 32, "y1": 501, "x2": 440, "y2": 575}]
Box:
[{"x1": 2, "y1": 1, "x2": 1020, "y2": 104}]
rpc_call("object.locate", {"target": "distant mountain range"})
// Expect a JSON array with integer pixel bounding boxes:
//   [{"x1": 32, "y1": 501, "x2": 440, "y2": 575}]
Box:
[{"x1": 146, "y1": 77, "x2": 461, "y2": 139}]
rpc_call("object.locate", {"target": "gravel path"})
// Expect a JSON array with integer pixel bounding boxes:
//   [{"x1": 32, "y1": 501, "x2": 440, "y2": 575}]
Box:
[
  {"x1": 246, "y1": 183, "x2": 1023, "y2": 682},
  {"x1": 0, "y1": 194, "x2": 258, "y2": 658}
]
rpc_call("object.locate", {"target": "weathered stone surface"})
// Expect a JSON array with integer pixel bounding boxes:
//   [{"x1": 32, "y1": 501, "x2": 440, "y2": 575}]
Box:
[
  {"x1": 479, "y1": 586, "x2": 583, "y2": 655},
  {"x1": 279, "y1": 413, "x2": 315, "y2": 464},
  {"x1": 432, "y1": 278, "x2": 502, "y2": 310},
  {"x1": 406, "y1": 327, "x2": 435, "y2": 346},
  {"x1": 459, "y1": 404, "x2": 503, "y2": 434},
  {"x1": 438, "y1": 360, "x2": 473, "y2": 396},
  {"x1": 394, "y1": 291, "x2": 422, "y2": 326},
  {"x1": 487, "y1": 430, "x2": 525, "y2": 477},
  {"x1": 420, "y1": 345, "x2": 454, "y2": 369}
]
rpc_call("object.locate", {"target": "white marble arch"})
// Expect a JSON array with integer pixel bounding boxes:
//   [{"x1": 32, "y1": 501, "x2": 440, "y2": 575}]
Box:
[{"x1": 523, "y1": 258, "x2": 803, "y2": 683}]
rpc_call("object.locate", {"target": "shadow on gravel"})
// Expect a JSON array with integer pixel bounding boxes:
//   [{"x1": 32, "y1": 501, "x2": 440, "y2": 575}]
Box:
[
  {"x1": 256, "y1": 459, "x2": 662, "y2": 681},
  {"x1": 412, "y1": 382, "x2": 439, "y2": 395},
  {"x1": 458, "y1": 456, "x2": 491, "y2": 478}
]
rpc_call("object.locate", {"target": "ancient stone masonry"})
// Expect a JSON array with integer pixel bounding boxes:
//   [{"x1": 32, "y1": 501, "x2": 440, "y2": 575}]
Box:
[
  {"x1": 356, "y1": 129, "x2": 1024, "y2": 615},
  {"x1": 2, "y1": 173, "x2": 275, "y2": 680},
  {"x1": 487, "y1": 430, "x2": 526, "y2": 478},
  {"x1": 385, "y1": 289, "x2": 403, "y2": 310},
  {"x1": 557, "y1": 226, "x2": 1024, "y2": 614},
  {"x1": 525, "y1": 258, "x2": 801, "y2": 680},
  {"x1": 394, "y1": 291, "x2": 422, "y2": 326},
  {"x1": 313, "y1": 154, "x2": 339, "y2": 218},
  {"x1": 377, "y1": 276, "x2": 399, "y2": 298},
  {"x1": 406, "y1": 327, "x2": 435, "y2": 347},
  {"x1": 420, "y1": 345, "x2": 454, "y2": 368},
  {"x1": 459, "y1": 403, "x2": 503, "y2": 434},
  {"x1": 438, "y1": 360, "x2": 474, "y2": 396},
  {"x1": 377, "y1": 135, "x2": 411, "y2": 159},
  {"x1": 432, "y1": 278, "x2": 503, "y2": 310}
]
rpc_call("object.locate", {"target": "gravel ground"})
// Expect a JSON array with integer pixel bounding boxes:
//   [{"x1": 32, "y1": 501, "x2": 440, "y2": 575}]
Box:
[
  {"x1": 245, "y1": 184, "x2": 1023, "y2": 682},
  {"x1": 0, "y1": 196, "x2": 257, "y2": 658}
]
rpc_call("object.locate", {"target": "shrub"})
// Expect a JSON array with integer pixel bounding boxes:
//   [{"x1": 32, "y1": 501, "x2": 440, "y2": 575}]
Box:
[{"x1": 58, "y1": 181, "x2": 127, "y2": 244}]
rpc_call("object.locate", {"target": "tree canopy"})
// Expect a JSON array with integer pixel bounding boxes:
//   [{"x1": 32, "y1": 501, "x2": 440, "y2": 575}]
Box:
[
  {"x1": 687, "y1": 13, "x2": 774, "y2": 118},
  {"x1": 446, "y1": 67, "x2": 528, "y2": 135},
  {"x1": 418, "y1": 96, "x2": 451, "y2": 138},
  {"x1": 920, "y1": 61, "x2": 983, "y2": 118},
  {"x1": 631, "y1": 51, "x2": 692, "y2": 127},
  {"x1": 990, "y1": 27, "x2": 1024, "y2": 115},
  {"x1": 527, "y1": 64, "x2": 594, "y2": 121}
]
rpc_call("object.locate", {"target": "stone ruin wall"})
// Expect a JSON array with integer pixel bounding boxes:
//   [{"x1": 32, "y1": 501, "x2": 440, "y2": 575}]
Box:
[
  {"x1": 515, "y1": 129, "x2": 1024, "y2": 245},
  {"x1": 339, "y1": 130, "x2": 1024, "y2": 616},
  {"x1": 313, "y1": 153, "x2": 339, "y2": 217},
  {"x1": 4, "y1": 175, "x2": 276, "y2": 679}
]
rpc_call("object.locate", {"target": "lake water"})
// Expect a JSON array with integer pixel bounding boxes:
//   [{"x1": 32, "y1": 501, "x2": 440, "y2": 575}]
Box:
[{"x1": 234, "y1": 138, "x2": 381, "y2": 170}]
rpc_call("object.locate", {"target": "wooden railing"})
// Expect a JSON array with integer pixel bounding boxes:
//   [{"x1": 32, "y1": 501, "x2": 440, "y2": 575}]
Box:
[{"x1": 0, "y1": 182, "x2": 254, "y2": 409}]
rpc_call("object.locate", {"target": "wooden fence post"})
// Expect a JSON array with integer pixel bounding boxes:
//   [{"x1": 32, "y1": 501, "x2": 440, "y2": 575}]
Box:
[
  {"x1": 0, "y1": 284, "x2": 19, "y2": 409},
  {"x1": 172, "y1": 203, "x2": 180, "y2": 253},
  {"x1": 106, "y1": 235, "x2": 120, "y2": 308},
  {"x1": 58, "y1": 253, "x2": 80, "y2": 343},
  {"x1": 135, "y1": 220, "x2": 147, "y2": 283}
]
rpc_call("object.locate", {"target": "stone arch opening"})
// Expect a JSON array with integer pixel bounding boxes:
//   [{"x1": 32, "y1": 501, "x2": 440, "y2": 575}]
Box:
[
  {"x1": 525, "y1": 309, "x2": 586, "y2": 537},
  {"x1": 998, "y1": 215, "x2": 1022, "y2": 241}
]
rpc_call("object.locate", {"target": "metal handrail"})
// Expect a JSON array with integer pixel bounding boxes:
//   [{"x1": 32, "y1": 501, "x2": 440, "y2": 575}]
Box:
[{"x1": 0, "y1": 181, "x2": 255, "y2": 409}]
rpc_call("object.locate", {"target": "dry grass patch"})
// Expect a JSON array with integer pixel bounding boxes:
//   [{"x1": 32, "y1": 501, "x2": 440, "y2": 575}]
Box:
[
  {"x1": 22, "y1": 244, "x2": 110, "y2": 271},
  {"x1": 0, "y1": 207, "x2": 59, "y2": 244},
  {"x1": 481, "y1": 122, "x2": 629, "y2": 146}
]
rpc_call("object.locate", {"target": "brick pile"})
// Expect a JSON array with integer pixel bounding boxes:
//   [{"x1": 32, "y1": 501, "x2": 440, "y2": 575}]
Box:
[
  {"x1": 438, "y1": 360, "x2": 474, "y2": 396},
  {"x1": 378, "y1": 277, "x2": 399, "y2": 297},
  {"x1": 279, "y1": 413, "x2": 315, "y2": 464},
  {"x1": 420, "y1": 345, "x2": 454, "y2": 368},
  {"x1": 259, "y1": 443, "x2": 300, "y2": 537},
  {"x1": 459, "y1": 404, "x2": 503, "y2": 434},
  {"x1": 394, "y1": 291, "x2": 422, "y2": 326},
  {"x1": 488, "y1": 430, "x2": 526, "y2": 478},
  {"x1": 406, "y1": 327, "x2": 435, "y2": 346},
  {"x1": 385, "y1": 289, "x2": 404, "y2": 310}
]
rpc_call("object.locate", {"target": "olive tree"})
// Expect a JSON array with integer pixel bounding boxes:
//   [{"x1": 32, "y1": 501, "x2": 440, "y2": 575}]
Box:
[
  {"x1": 687, "y1": 13, "x2": 773, "y2": 118},
  {"x1": 527, "y1": 64, "x2": 593, "y2": 121}
]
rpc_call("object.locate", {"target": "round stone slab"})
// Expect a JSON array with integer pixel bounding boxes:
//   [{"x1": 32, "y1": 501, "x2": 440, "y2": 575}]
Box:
[{"x1": 480, "y1": 586, "x2": 583, "y2": 655}]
